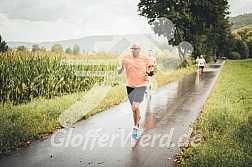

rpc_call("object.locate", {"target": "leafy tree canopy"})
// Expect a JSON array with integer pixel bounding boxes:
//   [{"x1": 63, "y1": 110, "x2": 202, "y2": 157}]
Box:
[{"x1": 138, "y1": 0, "x2": 231, "y2": 60}]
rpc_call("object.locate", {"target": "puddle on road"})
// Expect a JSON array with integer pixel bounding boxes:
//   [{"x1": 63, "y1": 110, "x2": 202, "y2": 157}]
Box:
[{"x1": 142, "y1": 70, "x2": 218, "y2": 132}]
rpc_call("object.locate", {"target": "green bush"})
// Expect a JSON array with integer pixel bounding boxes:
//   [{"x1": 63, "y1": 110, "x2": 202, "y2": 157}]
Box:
[
  {"x1": 229, "y1": 52, "x2": 241, "y2": 60},
  {"x1": 246, "y1": 40, "x2": 252, "y2": 58}
]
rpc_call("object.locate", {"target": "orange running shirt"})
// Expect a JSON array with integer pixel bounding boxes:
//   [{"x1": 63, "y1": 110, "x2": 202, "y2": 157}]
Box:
[{"x1": 122, "y1": 54, "x2": 153, "y2": 87}]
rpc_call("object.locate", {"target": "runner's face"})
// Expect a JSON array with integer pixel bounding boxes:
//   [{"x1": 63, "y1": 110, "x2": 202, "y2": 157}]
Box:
[
  {"x1": 148, "y1": 51, "x2": 152, "y2": 56},
  {"x1": 131, "y1": 45, "x2": 141, "y2": 57}
]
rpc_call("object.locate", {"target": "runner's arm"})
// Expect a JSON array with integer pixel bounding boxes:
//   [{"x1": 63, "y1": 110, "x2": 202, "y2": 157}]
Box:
[{"x1": 118, "y1": 60, "x2": 126, "y2": 74}]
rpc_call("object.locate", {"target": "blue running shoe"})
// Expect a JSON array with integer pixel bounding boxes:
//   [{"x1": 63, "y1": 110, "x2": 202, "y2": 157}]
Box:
[{"x1": 132, "y1": 128, "x2": 139, "y2": 139}]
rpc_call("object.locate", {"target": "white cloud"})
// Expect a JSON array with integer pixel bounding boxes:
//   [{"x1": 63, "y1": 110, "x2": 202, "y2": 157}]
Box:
[
  {"x1": 0, "y1": 0, "x2": 152, "y2": 42},
  {"x1": 228, "y1": 0, "x2": 252, "y2": 16},
  {"x1": 0, "y1": 0, "x2": 71, "y2": 21}
]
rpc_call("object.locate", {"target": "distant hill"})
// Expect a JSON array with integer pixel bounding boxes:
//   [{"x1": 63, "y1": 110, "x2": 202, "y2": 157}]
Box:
[
  {"x1": 7, "y1": 34, "x2": 169, "y2": 53},
  {"x1": 229, "y1": 13, "x2": 252, "y2": 31}
]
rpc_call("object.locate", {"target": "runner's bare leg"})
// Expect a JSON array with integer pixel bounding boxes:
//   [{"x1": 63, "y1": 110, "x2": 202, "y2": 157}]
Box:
[{"x1": 132, "y1": 102, "x2": 140, "y2": 126}]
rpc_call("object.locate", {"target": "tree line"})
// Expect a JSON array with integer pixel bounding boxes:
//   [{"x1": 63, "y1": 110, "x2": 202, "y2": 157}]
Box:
[
  {"x1": 19, "y1": 43, "x2": 82, "y2": 55},
  {"x1": 138, "y1": 0, "x2": 252, "y2": 61},
  {"x1": 0, "y1": 36, "x2": 83, "y2": 55}
]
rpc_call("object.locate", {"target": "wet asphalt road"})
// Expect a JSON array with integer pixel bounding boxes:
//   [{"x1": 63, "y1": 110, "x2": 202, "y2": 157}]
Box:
[{"x1": 0, "y1": 62, "x2": 224, "y2": 167}]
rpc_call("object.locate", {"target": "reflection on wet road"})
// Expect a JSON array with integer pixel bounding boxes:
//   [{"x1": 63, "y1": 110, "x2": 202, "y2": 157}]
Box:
[{"x1": 0, "y1": 62, "x2": 224, "y2": 167}]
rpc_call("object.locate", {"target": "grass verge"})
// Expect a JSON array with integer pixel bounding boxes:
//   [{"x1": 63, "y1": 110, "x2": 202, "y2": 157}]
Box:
[{"x1": 177, "y1": 59, "x2": 252, "y2": 166}]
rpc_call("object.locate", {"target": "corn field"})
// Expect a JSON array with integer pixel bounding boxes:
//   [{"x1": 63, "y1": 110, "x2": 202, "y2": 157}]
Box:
[{"x1": 0, "y1": 51, "x2": 118, "y2": 104}]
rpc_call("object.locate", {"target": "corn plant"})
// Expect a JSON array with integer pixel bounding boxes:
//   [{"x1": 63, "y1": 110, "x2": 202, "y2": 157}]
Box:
[{"x1": 0, "y1": 50, "x2": 118, "y2": 105}]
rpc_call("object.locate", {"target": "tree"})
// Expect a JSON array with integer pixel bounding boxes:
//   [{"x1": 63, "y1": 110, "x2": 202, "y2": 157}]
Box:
[
  {"x1": 65, "y1": 47, "x2": 73, "y2": 54},
  {"x1": 235, "y1": 40, "x2": 249, "y2": 59},
  {"x1": 51, "y1": 44, "x2": 63, "y2": 53},
  {"x1": 40, "y1": 46, "x2": 47, "y2": 52},
  {"x1": 17, "y1": 45, "x2": 27, "y2": 51},
  {"x1": 233, "y1": 25, "x2": 252, "y2": 58},
  {"x1": 73, "y1": 44, "x2": 80, "y2": 55},
  {"x1": 32, "y1": 44, "x2": 40, "y2": 52},
  {"x1": 219, "y1": 32, "x2": 237, "y2": 57},
  {"x1": 190, "y1": 0, "x2": 230, "y2": 57},
  {"x1": 0, "y1": 35, "x2": 8, "y2": 52},
  {"x1": 246, "y1": 40, "x2": 252, "y2": 58},
  {"x1": 138, "y1": 0, "x2": 231, "y2": 61}
]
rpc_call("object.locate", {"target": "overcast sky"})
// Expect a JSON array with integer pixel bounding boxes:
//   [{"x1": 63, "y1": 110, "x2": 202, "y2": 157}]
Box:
[{"x1": 0, "y1": 0, "x2": 252, "y2": 43}]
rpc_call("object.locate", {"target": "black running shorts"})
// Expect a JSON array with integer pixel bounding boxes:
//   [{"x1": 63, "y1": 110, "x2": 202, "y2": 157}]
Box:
[{"x1": 126, "y1": 86, "x2": 146, "y2": 105}]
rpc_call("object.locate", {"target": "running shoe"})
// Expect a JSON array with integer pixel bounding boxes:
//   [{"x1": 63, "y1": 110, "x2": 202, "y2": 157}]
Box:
[{"x1": 132, "y1": 127, "x2": 139, "y2": 138}]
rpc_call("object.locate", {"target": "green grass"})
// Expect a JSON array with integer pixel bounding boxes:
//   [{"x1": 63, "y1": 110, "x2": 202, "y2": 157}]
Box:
[
  {"x1": 178, "y1": 59, "x2": 252, "y2": 166},
  {"x1": 0, "y1": 63, "x2": 195, "y2": 156},
  {"x1": 0, "y1": 91, "x2": 84, "y2": 155}
]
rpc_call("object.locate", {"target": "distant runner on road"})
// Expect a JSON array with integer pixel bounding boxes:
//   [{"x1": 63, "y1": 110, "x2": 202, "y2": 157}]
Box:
[
  {"x1": 145, "y1": 49, "x2": 157, "y2": 94},
  {"x1": 198, "y1": 55, "x2": 206, "y2": 73},
  {"x1": 118, "y1": 43, "x2": 153, "y2": 138},
  {"x1": 195, "y1": 56, "x2": 200, "y2": 71}
]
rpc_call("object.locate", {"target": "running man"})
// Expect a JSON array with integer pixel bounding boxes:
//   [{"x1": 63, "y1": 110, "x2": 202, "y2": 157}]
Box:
[
  {"x1": 198, "y1": 55, "x2": 206, "y2": 73},
  {"x1": 195, "y1": 56, "x2": 200, "y2": 72},
  {"x1": 212, "y1": 55, "x2": 217, "y2": 63},
  {"x1": 145, "y1": 50, "x2": 157, "y2": 94},
  {"x1": 118, "y1": 43, "x2": 153, "y2": 138}
]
